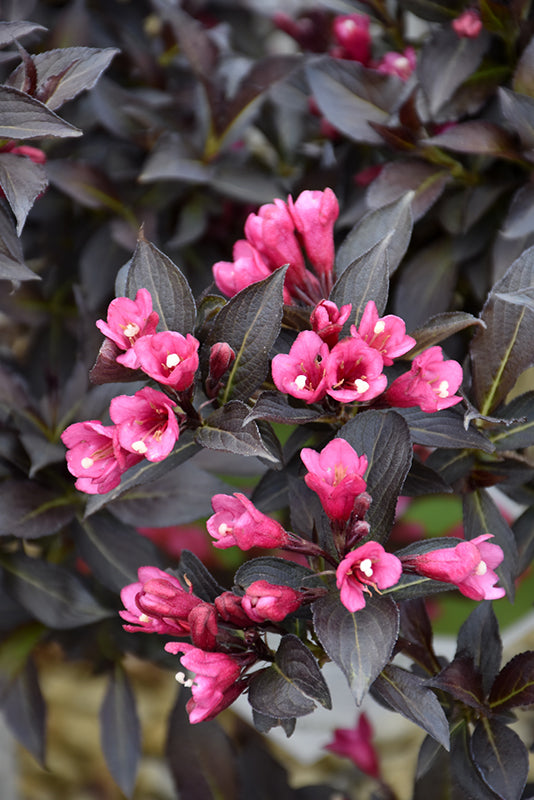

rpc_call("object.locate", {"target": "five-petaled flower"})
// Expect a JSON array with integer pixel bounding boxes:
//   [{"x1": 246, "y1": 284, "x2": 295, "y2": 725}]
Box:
[
  {"x1": 386, "y1": 346, "x2": 463, "y2": 412},
  {"x1": 271, "y1": 330, "x2": 329, "y2": 403},
  {"x1": 96, "y1": 288, "x2": 159, "y2": 368},
  {"x1": 132, "y1": 330, "x2": 200, "y2": 391},
  {"x1": 400, "y1": 535, "x2": 505, "y2": 601},
  {"x1": 326, "y1": 336, "x2": 387, "y2": 403},
  {"x1": 301, "y1": 438, "x2": 368, "y2": 522},
  {"x1": 207, "y1": 493, "x2": 290, "y2": 550},
  {"x1": 110, "y1": 386, "x2": 179, "y2": 461},
  {"x1": 336, "y1": 542, "x2": 402, "y2": 612},
  {"x1": 325, "y1": 713, "x2": 380, "y2": 778},
  {"x1": 354, "y1": 301, "x2": 415, "y2": 365}
]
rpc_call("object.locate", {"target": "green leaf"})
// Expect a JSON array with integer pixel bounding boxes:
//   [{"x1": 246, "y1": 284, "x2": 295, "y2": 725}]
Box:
[
  {"x1": 204, "y1": 267, "x2": 286, "y2": 403},
  {"x1": 0, "y1": 85, "x2": 82, "y2": 138},
  {"x1": 312, "y1": 592, "x2": 399, "y2": 705},
  {"x1": 196, "y1": 401, "x2": 281, "y2": 464},
  {"x1": 100, "y1": 665, "x2": 141, "y2": 799},
  {"x1": 125, "y1": 235, "x2": 196, "y2": 334}
]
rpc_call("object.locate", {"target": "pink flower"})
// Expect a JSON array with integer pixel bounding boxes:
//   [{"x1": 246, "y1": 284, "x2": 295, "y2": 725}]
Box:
[
  {"x1": 376, "y1": 47, "x2": 416, "y2": 80},
  {"x1": 132, "y1": 330, "x2": 199, "y2": 390},
  {"x1": 119, "y1": 566, "x2": 202, "y2": 634},
  {"x1": 207, "y1": 493, "x2": 290, "y2": 550},
  {"x1": 401, "y1": 535, "x2": 505, "y2": 600},
  {"x1": 325, "y1": 337, "x2": 387, "y2": 403},
  {"x1": 1, "y1": 142, "x2": 47, "y2": 164},
  {"x1": 213, "y1": 240, "x2": 273, "y2": 299},
  {"x1": 271, "y1": 330, "x2": 329, "y2": 403},
  {"x1": 241, "y1": 580, "x2": 302, "y2": 623},
  {"x1": 61, "y1": 420, "x2": 141, "y2": 494},
  {"x1": 336, "y1": 542, "x2": 402, "y2": 612},
  {"x1": 452, "y1": 9, "x2": 483, "y2": 38},
  {"x1": 206, "y1": 342, "x2": 236, "y2": 398},
  {"x1": 354, "y1": 301, "x2": 415, "y2": 366},
  {"x1": 96, "y1": 289, "x2": 159, "y2": 368},
  {"x1": 245, "y1": 198, "x2": 307, "y2": 288},
  {"x1": 310, "y1": 300, "x2": 352, "y2": 347},
  {"x1": 301, "y1": 438, "x2": 368, "y2": 522},
  {"x1": 287, "y1": 188, "x2": 339, "y2": 291},
  {"x1": 325, "y1": 713, "x2": 380, "y2": 778},
  {"x1": 354, "y1": 164, "x2": 383, "y2": 187},
  {"x1": 385, "y1": 346, "x2": 463, "y2": 413},
  {"x1": 109, "y1": 386, "x2": 179, "y2": 461},
  {"x1": 164, "y1": 642, "x2": 244, "y2": 723},
  {"x1": 331, "y1": 14, "x2": 371, "y2": 64}
]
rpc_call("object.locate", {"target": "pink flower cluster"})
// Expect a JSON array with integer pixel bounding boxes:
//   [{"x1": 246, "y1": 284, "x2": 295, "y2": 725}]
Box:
[
  {"x1": 213, "y1": 189, "x2": 339, "y2": 304},
  {"x1": 271, "y1": 299, "x2": 463, "y2": 413},
  {"x1": 62, "y1": 290, "x2": 201, "y2": 494},
  {"x1": 120, "y1": 565, "x2": 304, "y2": 723}
]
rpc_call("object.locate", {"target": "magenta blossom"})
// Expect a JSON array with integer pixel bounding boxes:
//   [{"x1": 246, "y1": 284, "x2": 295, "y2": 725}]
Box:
[
  {"x1": 287, "y1": 188, "x2": 339, "y2": 291},
  {"x1": 452, "y1": 9, "x2": 482, "y2": 38},
  {"x1": 326, "y1": 336, "x2": 387, "y2": 403},
  {"x1": 110, "y1": 386, "x2": 179, "y2": 462},
  {"x1": 386, "y1": 346, "x2": 463, "y2": 413},
  {"x1": 96, "y1": 289, "x2": 159, "y2": 368},
  {"x1": 271, "y1": 330, "x2": 329, "y2": 403},
  {"x1": 241, "y1": 580, "x2": 302, "y2": 623},
  {"x1": 301, "y1": 438, "x2": 368, "y2": 522},
  {"x1": 164, "y1": 642, "x2": 245, "y2": 723},
  {"x1": 245, "y1": 197, "x2": 307, "y2": 284},
  {"x1": 336, "y1": 542, "x2": 402, "y2": 612},
  {"x1": 207, "y1": 493, "x2": 290, "y2": 550},
  {"x1": 212, "y1": 240, "x2": 273, "y2": 299},
  {"x1": 401, "y1": 535, "x2": 505, "y2": 601},
  {"x1": 354, "y1": 301, "x2": 415, "y2": 366},
  {"x1": 132, "y1": 330, "x2": 199, "y2": 390},
  {"x1": 376, "y1": 47, "x2": 416, "y2": 80},
  {"x1": 310, "y1": 300, "x2": 352, "y2": 347},
  {"x1": 325, "y1": 713, "x2": 380, "y2": 778},
  {"x1": 61, "y1": 420, "x2": 141, "y2": 494},
  {"x1": 119, "y1": 566, "x2": 202, "y2": 635},
  {"x1": 331, "y1": 14, "x2": 370, "y2": 64}
]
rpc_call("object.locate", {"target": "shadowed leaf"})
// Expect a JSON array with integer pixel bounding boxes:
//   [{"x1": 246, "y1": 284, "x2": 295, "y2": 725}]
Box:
[
  {"x1": 196, "y1": 401, "x2": 281, "y2": 464},
  {"x1": 0, "y1": 152, "x2": 47, "y2": 235},
  {"x1": 470, "y1": 719, "x2": 528, "y2": 800},
  {"x1": 100, "y1": 665, "x2": 141, "y2": 799},
  {"x1": 2, "y1": 657, "x2": 46, "y2": 764},
  {"x1": 489, "y1": 652, "x2": 534, "y2": 710},
  {"x1": 0, "y1": 85, "x2": 82, "y2": 138}
]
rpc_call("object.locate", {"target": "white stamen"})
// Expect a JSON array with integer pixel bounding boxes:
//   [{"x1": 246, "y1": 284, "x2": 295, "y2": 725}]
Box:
[
  {"x1": 123, "y1": 322, "x2": 140, "y2": 338},
  {"x1": 374, "y1": 321, "x2": 386, "y2": 334},
  {"x1": 166, "y1": 353, "x2": 181, "y2": 369},
  {"x1": 436, "y1": 380, "x2": 449, "y2": 398},
  {"x1": 218, "y1": 523, "x2": 232, "y2": 536},
  {"x1": 131, "y1": 440, "x2": 148, "y2": 454},
  {"x1": 359, "y1": 558, "x2": 374, "y2": 578},
  {"x1": 475, "y1": 560, "x2": 487, "y2": 576},
  {"x1": 342, "y1": 19, "x2": 356, "y2": 32},
  {"x1": 395, "y1": 56, "x2": 410, "y2": 71},
  {"x1": 139, "y1": 613, "x2": 150, "y2": 623},
  {"x1": 354, "y1": 378, "x2": 370, "y2": 394},
  {"x1": 175, "y1": 671, "x2": 194, "y2": 688},
  {"x1": 294, "y1": 374, "x2": 308, "y2": 390},
  {"x1": 81, "y1": 456, "x2": 94, "y2": 469}
]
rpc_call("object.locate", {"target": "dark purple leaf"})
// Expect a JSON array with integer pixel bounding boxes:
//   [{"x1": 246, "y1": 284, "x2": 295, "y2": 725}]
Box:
[
  {"x1": 312, "y1": 592, "x2": 399, "y2": 705},
  {"x1": 394, "y1": 407, "x2": 494, "y2": 452},
  {"x1": 409, "y1": 311, "x2": 486, "y2": 354},
  {"x1": 330, "y1": 237, "x2": 391, "y2": 329},
  {"x1": 234, "y1": 557, "x2": 318, "y2": 591},
  {"x1": 203, "y1": 267, "x2": 286, "y2": 403},
  {"x1": 491, "y1": 391, "x2": 534, "y2": 450},
  {"x1": 385, "y1": 572, "x2": 456, "y2": 602},
  {"x1": 470, "y1": 246, "x2": 534, "y2": 414},
  {"x1": 0, "y1": 480, "x2": 75, "y2": 539},
  {"x1": 398, "y1": 0, "x2": 463, "y2": 21},
  {"x1": 0, "y1": 21, "x2": 46, "y2": 47},
  {"x1": 248, "y1": 635, "x2": 331, "y2": 719},
  {"x1": 125, "y1": 235, "x2": 196, "y2": 335},
  {"x1": 196, "y1": 401, "x2": 281, "y2": 465},
  {"x1": 7, "y1": 46, "x2": 119, "y2": 110},
  {"x1": 74, "y1": 512, "x2": 164, "y2": 594},
  {"x1": 425, "y1": 448, "x2": 475, "y2": 484},
  {"x1": 173, "y1": 550, "x2": 224, "y2": 604},
  {"x1": 499, "y1": 88, "x2": 534, "y2": 151},
  {"x1": 423, "y1": 121, "x2": 517, "y2": 156},
  {"x1": 236, "y1": 735, "x2": 297, "y2": 799},
  {"x1": 139, "y1": 133, "x2": 209, "y2": 185},
  {"x1": 373, "y1": 664, "x2": 449, "y2": 748},
  {"x1": 418, "y1": 27, "x2": 489, "y2": 117},
  {"x1": 495, "y1": 183, "x2": 534, "y2": 240},
  {"x1": 470, "y1": 719, "x2": 528, "y2": 800},
  {"x1": 0, "y1": 201, "x2": 36, "y2": 283},
  {"x1": 244, "y1": 391, "x2": 322, "y2": 426},
  {"x1": 0, "y1": 152, "x2": 47, "y2": 235},
  {"x1": 89, "y1": 337, "x2": 145, "y2": 385},
  {"x1": 430, "y1": 656, "x2": 487, "y2": 711},
  {"x1": 398, "y1": 599, "x2": 439, "y2": 675},
  {"x1": 339, "y1": 410, "x2": 412, "y2": 543},
  {"x1": 513, "y1": 505, "x2": 534, "y2": 576},
  {"x1": 0, "y1": 85, "x2": 82, "y2": 138},
  {"x1": 46, "y1": 159, "x2": 118, "y2": 209},
  {"x1": 513, "y1": 35, "x2": 534, "y2": 96},
  {"x1": 456, "y1": 603, "x2": 502, "y2": 695},
  {"x1": 166, "y1": 690, "x2": 238, "y2": 800},
  {"x1": 0, "y1": 552, "x2": 111, "y2": 629},
  {"x1": 367, "y1": 161, "x2": 450, "y2": 221},
  {"x1": 401, "y1": 456, "x2": 452, "y2": 496},
  {"x1": 2, "y1": 657, "x2": 46, "y2": 764},
  {"x1": 306, "y1": 58, "x2": 406, "y2": 144},
  {"x1": 462, "y1": 488, "x2": 518, "y2": 598},
  {"x1": 20, "y1": 431, "x2": 67, "y2": 476},
  {"x1": 252, "y1": 710, "x2": 296, "y2": 738},
  {"x1": 100, "y1": 665, "x2": 141, "y2": 799},
  {"x1": 414, "y1": 739, "x2": 451, "y2": 799},
  {"x1": 450, "y1": 722, "x2": 501, "y2": 799},
  {"x1": 335, "y1": 193, "x2": 413, "y2": 277},
  {"x1": 489, "y1": 652, "x2": 534, "y2": 710}
]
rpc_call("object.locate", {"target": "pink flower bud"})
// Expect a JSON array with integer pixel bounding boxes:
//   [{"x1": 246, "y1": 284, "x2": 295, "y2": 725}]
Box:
[
  {"x1": 271, "y1": 330, "x2": 329, "y2": 403},
  {"x1": 452, "y1": 9, "x2": 482, "y2": 38},
  {"x1": 213, "y1": 240, "x2": 272, "y2": 298},
  {"x1": 336, "y1": 542, "x2": 402, "y2": 612},
  {"x1": 332, "y1": 14, "x2": 371, "y2": 64},
  {"x1": 287, "y1": 188, "x2": 339, "y2": 286},
  {"x1": 215, "y1": 591, "x2": 254, "y2": 627},
  {"x1": 301, "y1": 438, "x2": 368, "y2": 522},
  {"x1": 354, "y1": 301, "x2": 415, "y2": 365},
  {"x1": 385, "y1": 346, "x2": 463, "y2": 413},
  {"x1": 207, "y1": 493, "x2": 290, "y2": 550},
  {"x1": 96, "y1": 289, "x2": 159, "y2": 366},
  {"x1": 325, "y1": 713, "x2": 380, "y2": 778},
  {"x1": 310, "y1": 300, "x2": 352, "y2": 347},
  {"x1": 110, "y1": 386, "x2": 179, "y2": 461},
  {"x1": 188, "y1": 602, "x2": 219, "y2": 650},
  {"x1": 131, "y1": 331, "x2": 199, "y2": 390},
  {"x1": 244, "y1": 198, "x2": 308, "y2": 289},
  {"x1": 119, "y1": 567, "x2": 202, "y2": 635},
  {"x1": 241, "y1": 580, "x2": 302, "y2": 623},
  {"x1": 206, "y1": 342, "x2": 236, "y2": 397},
  {"x1": 326, "y1": 337, "x2": 387, "y2": 403},
  {"x1": 376, "y1": 47, "x2": 416, "y2": 80},
  {"x1": 2, "y1": 143, "x2": 47, "y2": 165}
]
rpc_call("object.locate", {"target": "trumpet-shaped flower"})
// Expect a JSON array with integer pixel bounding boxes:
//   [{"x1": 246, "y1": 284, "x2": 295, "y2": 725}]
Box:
[
  {"x1": 354, "y1": 301, "x2": 415, "y2": 365},
  {"x1": 326, "y1": 337, "x2": 387, "y2": 403},
  {"x1": 212, "y1": 240, "x2": 273, "y2": 299},
  {"x1": 271, "y1": 330, "x2": 329, "y2": 403},
  {"x1": 287, "y1": 188, "x2": 339, "y2": 286},
  {"x1": 110, "y1": 386, "x2": 179, "y2": 461},
  {"x1": 96, "y1": 289, "x2": 159, "y2": 369},
  {"x1": 336, "y1": 542, "x2": 402, "y2": 612},
  {"x1": 119, "y1": 566, "x2": 202, "y2": 635},
  {"x1": 325, "y1": 713, "x2": 380, "y2": 778},
  {"x1": 207, "y1": 493, "x2": 290, "y2": 550},
  {"x1": 301, "y1": 438, "x2": 368, "y2": 521},
  {"x1": 386, "y1": 346, "x2": 463, "y2": 413},
  {"x1": 132, "y1": 330, "x2": 199, "y2": 390}
]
